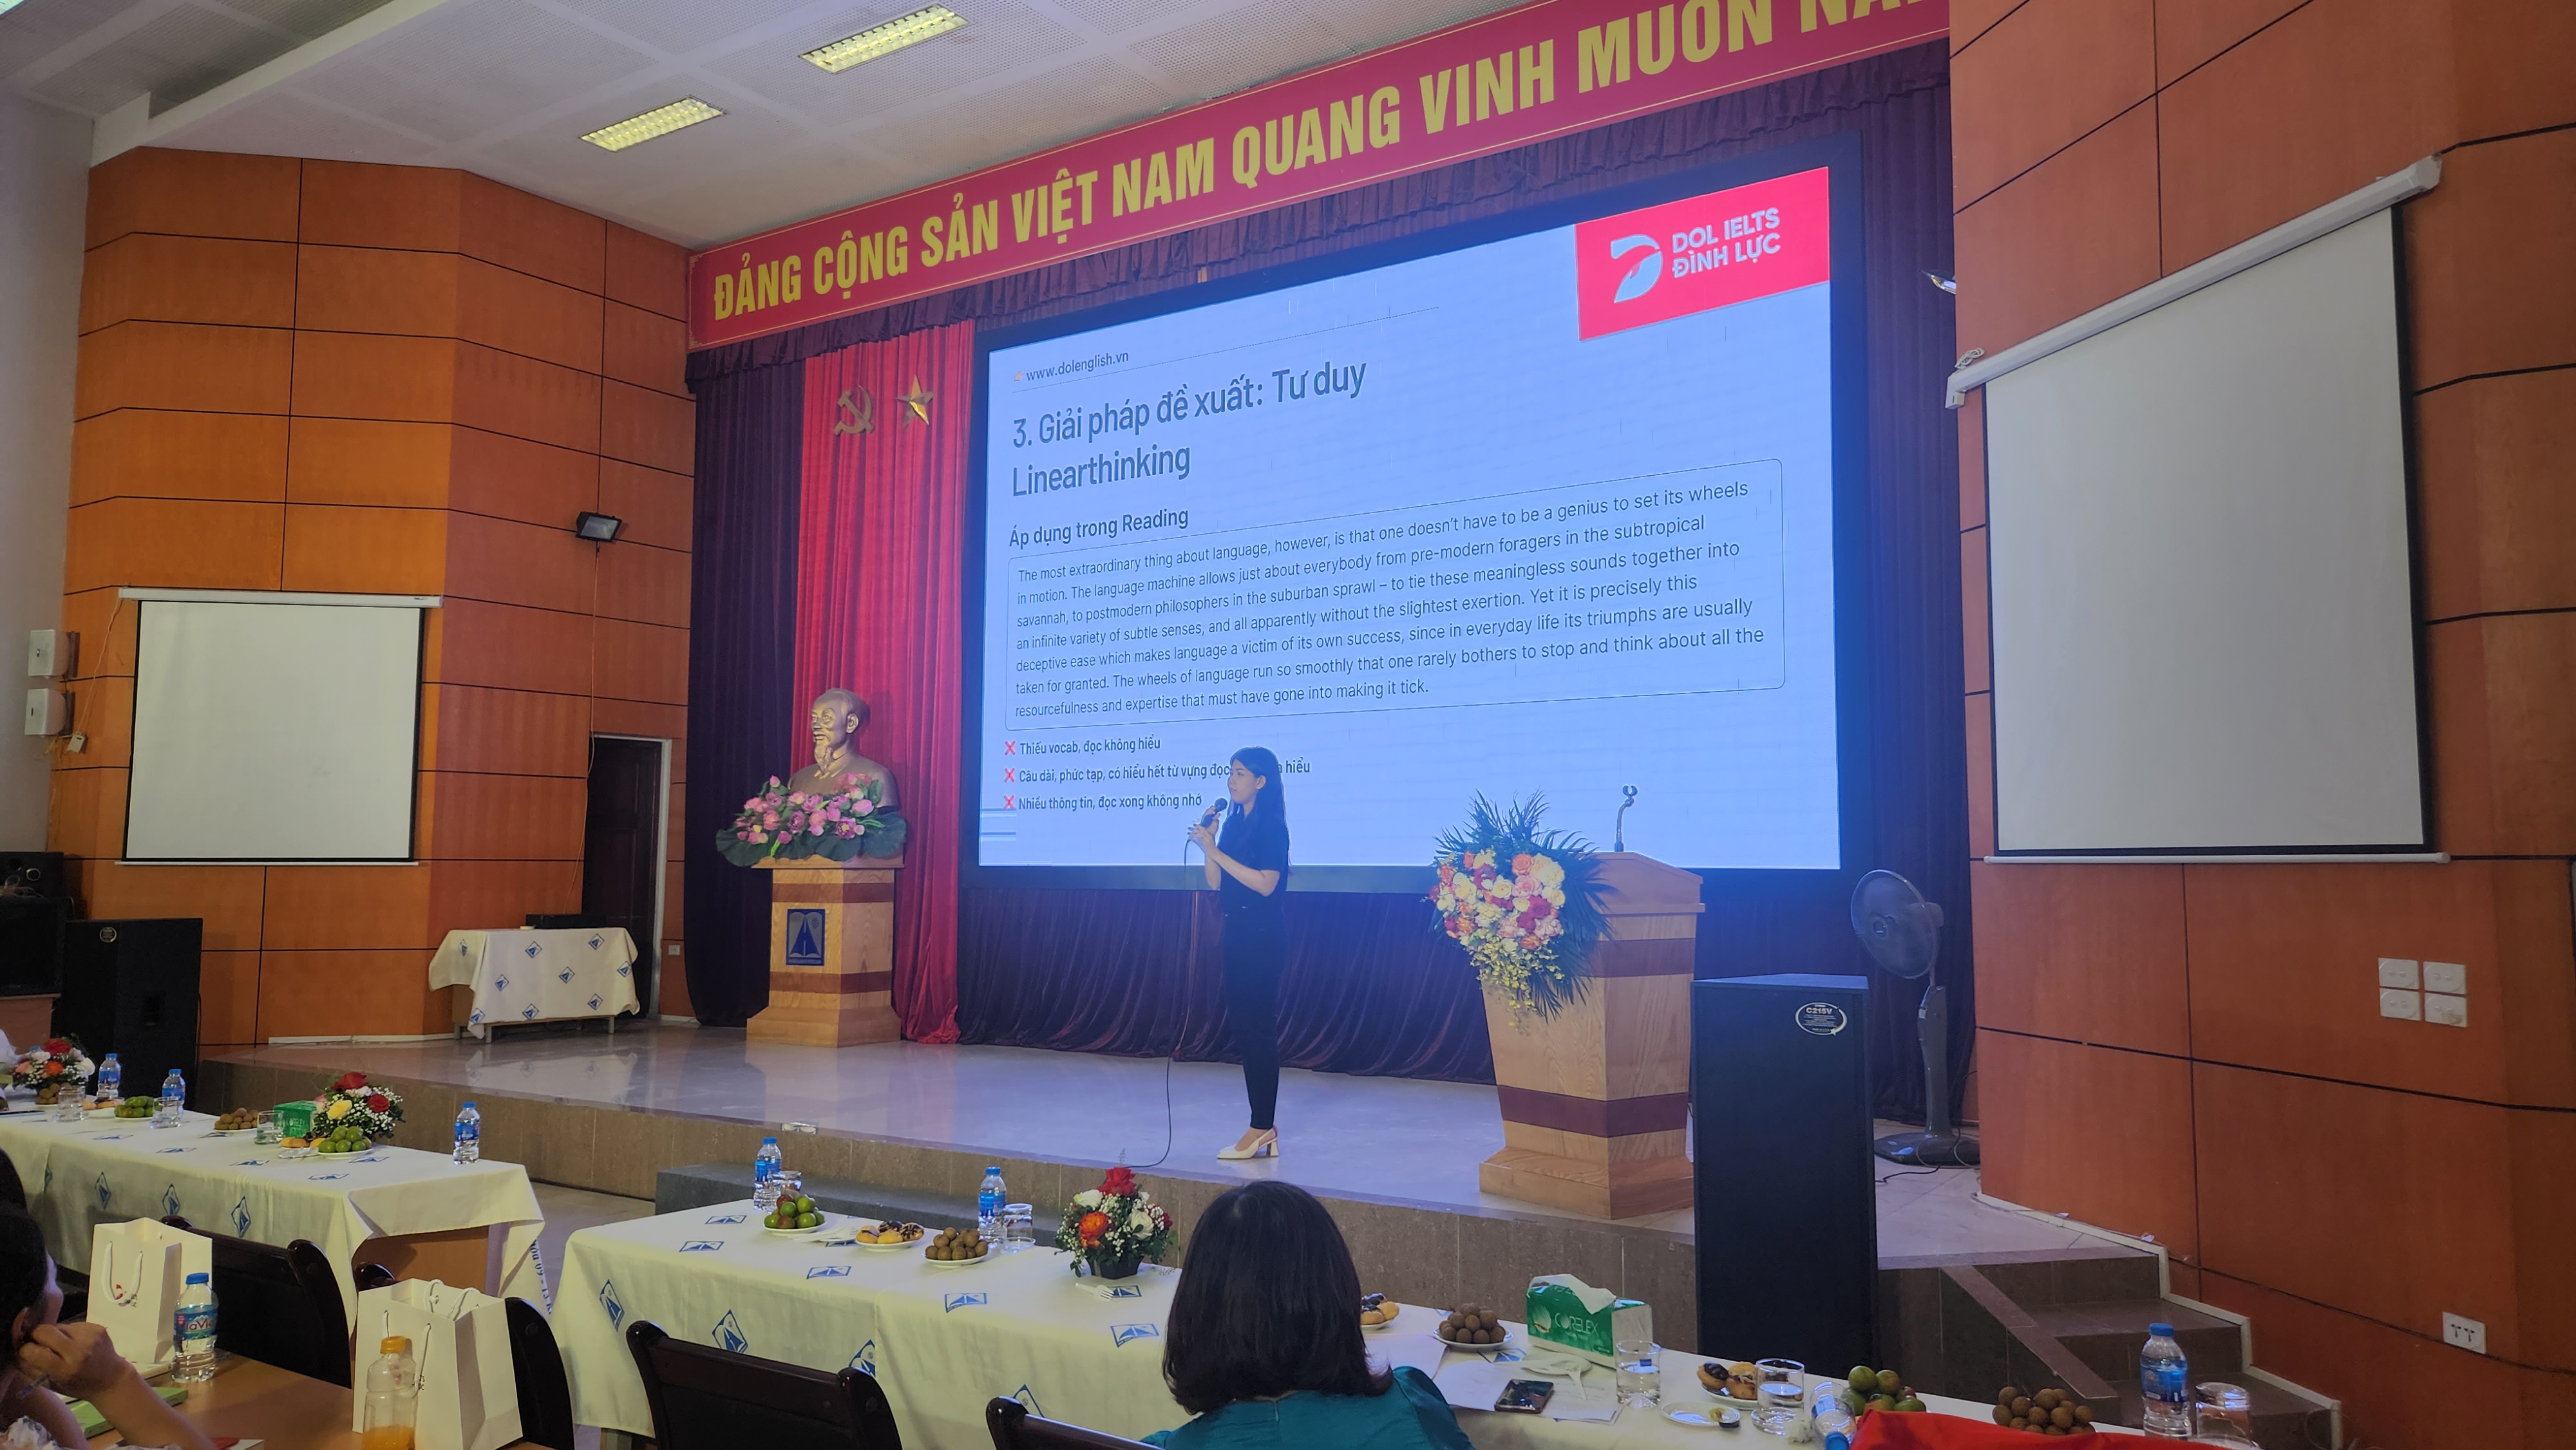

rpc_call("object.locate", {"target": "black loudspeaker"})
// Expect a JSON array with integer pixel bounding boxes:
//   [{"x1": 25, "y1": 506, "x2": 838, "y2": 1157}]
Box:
[
  {"x1": 53, "y1": 919, "x2": 202, "y2": 1091},
  {"x1": 1692, "y1": 974, "x2": 1877, "y2": 1373},
  {"x1": 0, "y1": 851, "x2": 68, "y2": 899},
  {"x1": 0, "y1": 899, "x2": 69, "y2": 997}
]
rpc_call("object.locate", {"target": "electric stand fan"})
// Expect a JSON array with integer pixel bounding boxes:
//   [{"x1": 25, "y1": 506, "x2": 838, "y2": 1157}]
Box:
[{"x1": 1849, "y1": 869, "x2": 1980, "y2": 1167}]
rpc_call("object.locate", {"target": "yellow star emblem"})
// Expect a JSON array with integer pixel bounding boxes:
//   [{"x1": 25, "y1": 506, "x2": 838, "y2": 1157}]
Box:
[{"x1": 896, "y1": 376, "x2": 935, "y2": 426}]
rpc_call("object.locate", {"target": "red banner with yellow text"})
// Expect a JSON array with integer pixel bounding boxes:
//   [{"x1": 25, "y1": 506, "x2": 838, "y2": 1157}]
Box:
[{"x1": 688, "y1": 0, "x2": 1944, "y2": 348}]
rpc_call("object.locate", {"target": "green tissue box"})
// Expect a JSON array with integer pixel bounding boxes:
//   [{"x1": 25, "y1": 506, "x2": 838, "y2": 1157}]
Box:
[{"x1": 1524, "y1": 1274, "x2": 1650, "y2": 1365}]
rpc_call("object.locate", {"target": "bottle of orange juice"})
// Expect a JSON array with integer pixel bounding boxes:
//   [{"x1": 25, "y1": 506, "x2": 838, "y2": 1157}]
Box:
[{"x1": 361, "y1": 1336, "x2": 418, "y2": 1450}]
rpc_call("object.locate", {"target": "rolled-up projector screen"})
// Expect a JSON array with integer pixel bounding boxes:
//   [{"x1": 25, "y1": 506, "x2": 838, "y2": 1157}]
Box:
[
  {"x1": 1985, "y1": 208, "x2": 2423, "y2": 854},
  {"x1": 126, "y1": 597, "x2": 425, "y2": 861}
]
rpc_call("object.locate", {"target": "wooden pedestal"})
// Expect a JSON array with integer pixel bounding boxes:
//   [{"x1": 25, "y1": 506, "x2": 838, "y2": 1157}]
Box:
[
  {"x1": 748, "y1": 856, "x2": 902, "y2": 1048},
  {"x1": 1478, "y1": 852, "x2": 1702, "y2": 1221}
]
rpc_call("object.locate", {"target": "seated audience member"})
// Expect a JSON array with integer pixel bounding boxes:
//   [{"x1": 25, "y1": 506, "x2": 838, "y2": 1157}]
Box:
[
  {"x1": 1150, "y1": 1181, "x2": 1471, "y2": 1449},
  {"x1": 0, "y1": 1158, "x2": 21, "y2": 1212},
  {"x1": 0, "y1": 1205, "x2": 214, "y2": 1450}
]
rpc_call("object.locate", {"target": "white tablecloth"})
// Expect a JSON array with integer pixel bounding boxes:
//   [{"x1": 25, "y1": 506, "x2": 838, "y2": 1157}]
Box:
[
  {"x1": 431, "y1": 928, "x2": 639, "y2": 1037},
  {"x1": 0, "y1": 1109, "x2": 545, "y2": 1315},
  {"x1": 554, "y1": 1201, "x2": 2025, "y2": 1450}
]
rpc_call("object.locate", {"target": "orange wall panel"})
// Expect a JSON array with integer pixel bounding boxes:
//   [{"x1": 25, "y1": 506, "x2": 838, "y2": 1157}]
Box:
[
  {"x1": 1958, "y1": 527, "x2": 1987, "y2": 693},
  {"x1": 2404, "y1": 128, "x2": 2576, "y2": 391},
  {"x1": 256, "y1": 949, "x2": 442, "y2": 1038},
  {"x1": 421, "y1": 683, "x2": 592, "y2": 777},
  {"x1": 295, "y1": 246, "x2": 460, "y2": 337},
  {"x1": 291, "y1": 332, "x2": 460, "y2": 424},
  {"x1": 598, "y1": 462, "x2": 691, "y2": 552},
  {"x1": 596, "y1": 536, "x2": 690, "y2": 629},
  {"x1": 2154, "y1": 0, "x2": 2458, "y2": 270},
  {"x1": 64, "y1": 497, "x2": 283, "y2": 593},
  {"x1": 76, "y1": 862, "x2": 266, "y2": 952},
  {"x1": 446, "y1": 428, "x2": 600, "y2": 529},
  {"x1": 601, "y1": 302, "x2": 687, "y2": 397},
  {"x1": 297, "y1": 160, "x2": 463, "y2": 252},
  {"x1": 72, "y1": 410, "x2": 289, "y2": 506},
  {"x1": 594, "y1": 619, "x2": 688, "y2": 705},
  {"x1": 457, "y1": 174, "x2": 604, "y2": 294},
  {"x1": 1954, "y1": 390, "x2": 1984, "y2": 531},
  {"x1": 2450, "y1": 0, "x2": 2576, "y2": 142},
  {"x1": 279, "y1": 504, "x2": 448, "y2": 595},
  {"x1": 287, "y1": 419, "x2": 453, "y2": 509},
  {"x1": 57, "y1": 588, "x2": 135, "y2": 683},
  {"x1": 598, "y1": 380, "x2": 694, "y2": 473},
  {"x1": 604, "y1": 225, "x2": 687, "y2": 320},
  {"x1": 1963, "y1": 692, "x2": 1993, "y2": 858},
  {"x1": 62, "y1": 675, "x2": 133, "y2": 771},
  {"x1": 442, "y1": 511, "x2": 598, "y2": 616},
  {"x1": 456, "y1": 256, "x2": 604, "y2": 373},
  {"x1": 425, "y1": 599, "x2": 596, "y2": 696},
  {"x1": 2414, "y1": 370, "x2": 2576, "y2": 621},
  {"x1": 2181, "y1": 860, "x2": 2576, "y2": 1109},
  {"x1": 86, "y1": 149, "x2": 299, "y2": 249},
  {"x1": 74, "y1": 321, "x2": 292, "y2": 420},
  {"x1": 1949, "y1": 0, "x2": 2154, "y2": 205},
  {"x1": 198, "y1": 949, "x2": 262, "y2": 1048},
  {"x1": 418, "y1": 771, "x2": 587, "y2": 861},
  {"x1": 79, "y1": 234, "x2": 296, "y2": 333},
  {"x1": 1977, "y1": 1030, "x2": 2199, "y2": 1257},
  {"x1": 1970, "y1": 862, "x2": 2190, "y2": 1054},
  {"x1": 426, "y1": 859, "x2": 582, "y2": 939},
  {"x1": 260, "y1": 866, "x2": 433, "y2": 950},
  {"x1": 46, "y1": 766, "x2": 126, "y2": 862},
  {"x1": 2452, "y1": 613, "x2": 2576, "y2": 855},
  {"x1": 2148, "y1": 0, "x2": 2302, "y2": 87},
  {"x1": 451, "y1": 343, "x2": 600, "y2": 453},
  {"x1": 1953, "y1": 104, "x2": 2160, "y2": 357}
]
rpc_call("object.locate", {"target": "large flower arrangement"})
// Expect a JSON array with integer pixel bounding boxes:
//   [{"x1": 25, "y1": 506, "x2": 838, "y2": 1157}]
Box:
[
  {"x1": 10, "y1": 1039, "x2": 93, "y2": 1102},
  {"x1": 715, "y1": 774, "x2": 908, "y2": 867},
  {"x1": 319, "y1": 1071, "x2": 405, "y2": 1140},
  {"x1": 1432, "y1": 795, "x2": 1609, "y2": 1019},
  {"x1": 1053, "y1": 1166, "x2": 1176, "y2": 1280}
]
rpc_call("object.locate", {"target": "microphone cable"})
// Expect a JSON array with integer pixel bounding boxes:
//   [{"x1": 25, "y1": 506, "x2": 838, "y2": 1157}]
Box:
[{"x1": 1132, "y1": 799, "x2": 1226, "y2": 1171}]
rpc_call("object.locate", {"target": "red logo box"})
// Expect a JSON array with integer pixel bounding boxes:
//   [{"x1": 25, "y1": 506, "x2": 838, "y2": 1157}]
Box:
[{"x1": 1574, "y1": 167, "x2": 1832, "y2": 341}]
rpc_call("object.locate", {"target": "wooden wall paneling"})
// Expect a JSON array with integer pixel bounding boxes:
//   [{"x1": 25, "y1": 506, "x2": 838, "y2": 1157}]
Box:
[
  {"x1": 446, "y1": 428, "x2": 600, "y2": 528},
  {"x1": 286, "y1": 418, "x2": 453, "y2": 509},
  {"x1": 1958, "y1": 526, "x2": 1989, "y2": 694},
  {"x1": 79, "y1": 234, "x2": 296, "y2": 333},
  {"x1": 598, "y1": 380, "x2": 694, "y2": 473},
  {"x1": 427, "y1": 599, "x2": 596, "y2": 696},
  {"x1": 56, "y1": 587, "x2": 137, "y2": 682},
  {"x1": 2448, "y1": 0, "x2": 2576, "y2": 140},
  {"x1": 421, "y1": 683, "x2": 592, "y2": 777},
  {"x1": 451, "y1": 343, "x2": 600, "y2": 453},
  {"x1": 74, "y1": 321, "x2": 292, "y2": 419},
  {"x1": 294, "y1": 246, "x2": 461, "y2": 337},
  {"x1": 2153, "y1": 0, "x2": 2460, "y2": 270},
  {"x1": 259, "y1": 865, "x2": 434, "y2": 950},
  {"x1": 2503, "y1": 1105, "x2": 2576, "y2": 1371},
  {"x1": 596, "y1": 460, "x2": 691, "y2": 551},
  {"x1": 290, "y1": 333, "x2": 459, "y2": 424},
  {"x1": 1964, "y1": 692, "x2": 1994, "y2": 858},
  {"x1": 595, "y1": 536, "x2": 690, "y2": 629},
  {"x1": 455, "y1": 256, "x2": 605, "y2": 373},
  {"x1": 256, "y1": 948, "x2": 442, "y2": 1039},
  {"x1": 1976, "y1": 1029, "x2": 2200, "y2": 1257},
  {"x1": 590, "y1": 698, "x2": 685, "y2": 751},
  {"x1": 279, "y1": 504, "x2": 448, "y2": 595},
  {"x1": 441, "y1": 511, "x2": 599, "y2": 616},
  {"x1": 2454, "y1": 613, "x2": 2576, "y2": 855},
  {"x1": 1948, "y1": 0, "x2": 2154, "y2": 204},
  {"x1": 2403, "y1": 128, "x2": 2576, "y2": 391},
  {"x1": 75, "y1": 862, "x2": 265, "y2": 951},
  {"x1": 2148, "y1": 0, "x2": 2304, "y2": 88},
  {"x1": 601, "y1": 302, "x2": 687, "y2": 396},
  {"x1": 2422, "y1": 619, "x2": 2497, "y2": 853},
  {"x1": 2412, "y1": 370, "x2": 2576, "y2": 622},
  {"x1": 73, "y1": 411, "x2": 290, "y2": 506},
  {"x1": 86, "y1": 149, "x2": 299, "y2": 249},
  {"x1": 296, "y1": 160, "x2": 464, "y2": 252},
  {"x1": 200, "y1": 949, "x2": 261, "y2": 1047},
  {"x1": 456, "y1": 174, "x2": 603, "y2": 294},
  {"x1": 418, "y1": 771, "x2": 588, "y2": 861},
  {"x1": 1952, "y1": 104, "x2": 2162, "y2": 358},
  {"x1": 1969, "y1": 862, "x2": 2190, "y2": 1053},
  {"x1": 1955, "y1": 389, "x2": 1985, "y2": 532},
  {"x1": 60, "y1": 676, "x2": 133, "y2": 770},
  {"x1": 602, "y1": 224, "x2": 687, "y2": 320},
  {"x1": 46, "y1": 766, "x2": 126, "y2": 862},
  {"x1": 593, "y1": 619, "x2": 687, "y2": 705},
  {"x1": 64, "y1": 496, "x2": 285, "y2": 594},
  {"x1": 425, "y1": 859, "x2": 582, "y2": 939}
]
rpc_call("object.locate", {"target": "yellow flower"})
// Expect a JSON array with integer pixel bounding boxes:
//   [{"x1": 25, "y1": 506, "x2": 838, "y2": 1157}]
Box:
[{"x1": 326, "y1": 1098, "x2": 354, "y2": 1119}]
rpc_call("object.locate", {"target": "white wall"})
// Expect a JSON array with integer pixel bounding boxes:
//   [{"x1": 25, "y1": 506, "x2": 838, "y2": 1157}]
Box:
[{"x1": 0, "y1": 93, "x2": 87, "y2": 852}]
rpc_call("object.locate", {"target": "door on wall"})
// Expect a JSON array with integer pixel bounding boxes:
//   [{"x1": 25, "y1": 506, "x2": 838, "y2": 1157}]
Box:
[{"x1": 581, "y1": 737, "x2": 665, "y2": 1016}]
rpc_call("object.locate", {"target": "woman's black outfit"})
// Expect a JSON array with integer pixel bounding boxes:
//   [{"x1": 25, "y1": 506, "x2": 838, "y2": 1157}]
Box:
[{"x1": 1215, "y1": 809, "x2": 1289, "y2": 1131}]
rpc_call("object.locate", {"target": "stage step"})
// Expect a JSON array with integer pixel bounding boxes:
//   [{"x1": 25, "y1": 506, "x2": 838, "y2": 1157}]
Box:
[{"x1": 656, "y1": 1161, "x2": 1065, "y2": 1241}]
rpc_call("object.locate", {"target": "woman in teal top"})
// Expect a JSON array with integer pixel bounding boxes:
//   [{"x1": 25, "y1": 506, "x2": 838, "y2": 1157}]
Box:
[{"x1": 1147, "y1": 1182, "x2": 1473, "y2": 1450}]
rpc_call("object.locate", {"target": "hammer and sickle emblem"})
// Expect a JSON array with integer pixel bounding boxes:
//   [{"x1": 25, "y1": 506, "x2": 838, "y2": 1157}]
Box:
[{"x1": 832, "y1": 386, "x2": 875, "y2": 436}]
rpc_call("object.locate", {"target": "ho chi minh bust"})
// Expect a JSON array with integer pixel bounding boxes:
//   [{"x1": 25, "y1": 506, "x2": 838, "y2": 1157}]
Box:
[{"x1": 788, "y1": 688, "x2": 898, "y2": 809}]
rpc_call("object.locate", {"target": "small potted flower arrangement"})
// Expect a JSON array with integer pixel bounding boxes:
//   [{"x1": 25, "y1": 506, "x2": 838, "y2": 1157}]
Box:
[
  {"x1": 715, "y1": 774, "x2": 907, "y2": 867},
  {"x1": 1054, "y1": 1165, "x2": 1176, "y2": 1283},
  {"x1": 11, "y1": 1038, "x2": 94, "y2": 1112},
  {"x1": 315, "y1": 1070, "x2": 405, "y2": 1144}
]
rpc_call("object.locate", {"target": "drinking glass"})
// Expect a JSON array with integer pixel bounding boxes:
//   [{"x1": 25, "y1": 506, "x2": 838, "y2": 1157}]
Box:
[
  {"x1": 1614, "y1": 1339, "x2": 1662, "y2": 1409},
  {"x1": 1754, "y1": 1359, "x2": 1806, "y2": 1434},
  {"x1": 255, "y1": 1109, "x2": 281, "y2": 1146},
  {"x1": 2192, "y1": 1383, "x2": 2257, "y2": 1445},
  {"x1": 1001, "y1": 1203, "x2": 1035, "y2": 1252},
  {"x1": 51, "y1": 1091, "x2": 83, "y2": 1124}
]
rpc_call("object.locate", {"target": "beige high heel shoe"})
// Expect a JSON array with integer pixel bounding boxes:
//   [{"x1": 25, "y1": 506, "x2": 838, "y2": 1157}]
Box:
[{"x1": 1217, "y1": 1130, "x2": 1280, "y2": 1161}]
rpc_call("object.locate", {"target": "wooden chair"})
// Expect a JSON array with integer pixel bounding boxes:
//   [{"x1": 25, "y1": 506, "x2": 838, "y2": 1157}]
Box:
[
  {"x1": 985, "y1": 1398, "x2": 1155, "y2": 1449},
  {"x1": 626, "y1": 1321, "x2": 903, "y2": 1450},
  {"x1": 159, "y1": 1216, "x2": 351, "y2": 1385},
  {"x1": 506, "y1": 1295, "x2": 578, "y2": 1450}
]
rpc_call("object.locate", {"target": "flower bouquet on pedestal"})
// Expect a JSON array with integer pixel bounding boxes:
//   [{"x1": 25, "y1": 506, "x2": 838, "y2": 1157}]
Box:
[
  {"x1": 716, "y1": 774, "x2": 908, "y2": 866},
  {"x1": 1054, "y1": 1166, "x2": 1176, "y2": 1283},
  {"x1": 11, "y1": 1038, "x2": 93, "y2": 1115},
  {"x1": 1432, "y1": 795, "x2": 1607, "y2": 1021}
]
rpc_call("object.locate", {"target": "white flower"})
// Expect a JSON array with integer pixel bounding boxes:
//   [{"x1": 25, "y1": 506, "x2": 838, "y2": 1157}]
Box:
[
  {"x1": 1129, "y1": 1209, "x2": 1155, "y2": 1232},
  {"x1": 1075, "y1": 1190, "x2": 1102, "y2": 1209}
]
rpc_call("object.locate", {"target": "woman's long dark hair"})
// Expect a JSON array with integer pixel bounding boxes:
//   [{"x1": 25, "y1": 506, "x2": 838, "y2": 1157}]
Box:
[
  {"x1": 0, "y1": 1204, "x2": 52, "y2": 1371},
  {"x1": 1163, "y1": 1181, "x2": 1387, "y2": 1414},
  {"x1": 1227, "y1": 746, "x2": 1291, "y2": 878}
]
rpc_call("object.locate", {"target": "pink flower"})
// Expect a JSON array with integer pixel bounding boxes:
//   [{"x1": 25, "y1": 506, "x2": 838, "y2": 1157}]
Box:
[
  {"x1": 743, "y1": 797, "x2": 764, "y2": 812},
  {"x1": 748, "y1": 830, "x2": 768, "y2": 843},
  {"x1": 853, "y1": 798, "x2": 874, "y2": 816}
]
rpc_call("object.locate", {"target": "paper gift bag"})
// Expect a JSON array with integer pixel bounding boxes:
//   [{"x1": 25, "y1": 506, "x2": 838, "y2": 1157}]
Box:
[
  {"x1": 351, "y1": 1279, "x2": 522, "y2": 1450},
  {"x1": 88, "y1": 1220, "x2": 211, "y2": 1370}
]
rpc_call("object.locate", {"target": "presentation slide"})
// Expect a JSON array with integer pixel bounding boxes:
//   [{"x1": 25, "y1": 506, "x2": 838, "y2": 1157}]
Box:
[{"x1": 974, "y1": 165, "x2": 1844, "y2": 874}]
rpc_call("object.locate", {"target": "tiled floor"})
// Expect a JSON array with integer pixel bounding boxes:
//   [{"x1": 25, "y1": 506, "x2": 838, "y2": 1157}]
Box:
[{"x1": 227, "y1": 1026, "x2": 2090, "y2": 1257}]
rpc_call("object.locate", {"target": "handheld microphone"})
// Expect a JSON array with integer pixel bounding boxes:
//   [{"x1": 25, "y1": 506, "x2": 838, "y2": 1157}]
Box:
[{"x1": 1193, "y1": 799, "x2": 1225, "y2": 831}]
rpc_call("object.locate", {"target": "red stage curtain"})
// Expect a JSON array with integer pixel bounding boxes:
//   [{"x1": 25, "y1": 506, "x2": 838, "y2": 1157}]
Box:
[{"x1": 793, "y1": 324, "x2": 974, "y2": 1042}]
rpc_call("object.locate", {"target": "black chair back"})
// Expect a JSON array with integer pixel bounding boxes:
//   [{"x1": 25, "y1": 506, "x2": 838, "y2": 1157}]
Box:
[
  {"x1": 506, "y1": 1295, "x2": 577, "y2": 1450},
  {"x1": 159, "y1": 1216, "x2": 350, "y2": 1384},
  {"x1": 626, "y1": 1321, "x2": 902, "y2": 1450},
  {"x1": 985, "y1": 1398, "x2": 1155, "y2": 1449}
]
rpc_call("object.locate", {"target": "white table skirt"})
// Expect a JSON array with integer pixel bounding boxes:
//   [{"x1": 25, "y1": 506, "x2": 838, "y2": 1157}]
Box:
[
  {"x1": 0, "y1": 1109, "x2": 545, "y2": 1315},
  {"x1": 431, "y1": 928, "x2": 639, "y2": 1037},
  {"x1": 554, "y1": 1201, "x2": 2033, "y2": 1450}
]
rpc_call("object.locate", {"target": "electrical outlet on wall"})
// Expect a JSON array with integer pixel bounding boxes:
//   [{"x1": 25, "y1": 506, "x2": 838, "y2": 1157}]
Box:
[
  {"x1": 2378, "y1": 988, "x2": 2423, "y2": 1021},
  {"x1": 2425, "y1": 993, "x2": 2468, "y2": 1027},
  {"x1": 2443, "y1": 1312, "x2": 2486, "y2": 1354},
  {"x1": 2377, "y1": 957, "x2": 2420, "y2": 988},
  {"x1": 2423, "y1": 961, "x2": 2467, "y2": 994}
]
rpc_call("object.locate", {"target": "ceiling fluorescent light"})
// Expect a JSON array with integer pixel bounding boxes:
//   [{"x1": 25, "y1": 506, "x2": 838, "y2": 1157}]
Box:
[
  {"x1": 802, "y1": 6, "x2": 967, "y2": 72},
  {"x1": 582, "y1": 97, "x2": 723, "y2": 151}
]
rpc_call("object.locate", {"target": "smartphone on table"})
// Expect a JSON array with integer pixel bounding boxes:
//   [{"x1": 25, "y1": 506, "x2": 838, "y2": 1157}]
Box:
[{"x1": 1494, "y1": 1379, "x2": 1555, "y2": 1414}]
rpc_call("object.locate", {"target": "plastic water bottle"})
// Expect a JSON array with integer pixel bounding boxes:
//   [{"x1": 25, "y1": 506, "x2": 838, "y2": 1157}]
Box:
[
  {"x1": 451, "y1": 1101, "x2": 481, "y2": 1164},
  {"x1": 978, "y1": 1165, "x2": 1007, "y2": 1237},
  {"x1": 2140, "y1": 1322, "x2": 2191, "y2": 1436},
  {"x1": 1810, "y1": 1384, "x2": 1855, "y2": 1450},
  {"x1": 753, "y1": 1136, "x2": 784, "y2": 1212},
  {"x1": 98, "y1": 1053, "x2": 120, "y2": 1104},
  {"x1": 155, "y1": 1068, "x2": 185, "y2": 1127},
  {"x1": 363, "y1": 1335, "x2": 419, "y2": 1450},
  {"x1": 172, "y1": 1272, "x2": 216, "y2": 1382}
]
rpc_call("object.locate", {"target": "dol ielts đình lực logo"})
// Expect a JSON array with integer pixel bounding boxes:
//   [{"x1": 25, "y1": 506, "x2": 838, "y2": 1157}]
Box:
[{"x1": 1574, "y1": 166, "x2": 1831, "y2": 341}]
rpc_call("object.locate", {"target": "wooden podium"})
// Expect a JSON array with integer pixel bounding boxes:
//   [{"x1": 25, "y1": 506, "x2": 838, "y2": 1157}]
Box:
[
  {"x1": 749, "y1": 855, "x2": 902, "y2": 1047},
  {"x1": 1479, "y1": 852, "x2": 1703, "y2": 1219}
]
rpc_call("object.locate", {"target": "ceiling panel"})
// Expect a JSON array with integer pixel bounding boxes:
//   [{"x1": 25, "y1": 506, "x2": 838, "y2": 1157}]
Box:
[
  {"x1": 175, "y1": 86, "x2": 437, "y2": 164},
  {"x1": 1126, "y1": 4, "x2": 1350, "y2": 102},
  {"x1": 22, "y1": 4, "x2": 281, "y2": 114},
  {"x1": 545, "y1": 0, "x2": 836, "y2": 59}
]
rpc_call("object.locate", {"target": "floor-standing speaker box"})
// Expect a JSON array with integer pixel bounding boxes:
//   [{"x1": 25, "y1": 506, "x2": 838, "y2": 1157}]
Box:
[
  {"x1": 52, "y1": 918, "x2": 202, "y2": 1090},
  {"x1": 1692, "y1": 974, "x2": 1876, "y2": 1371}
]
